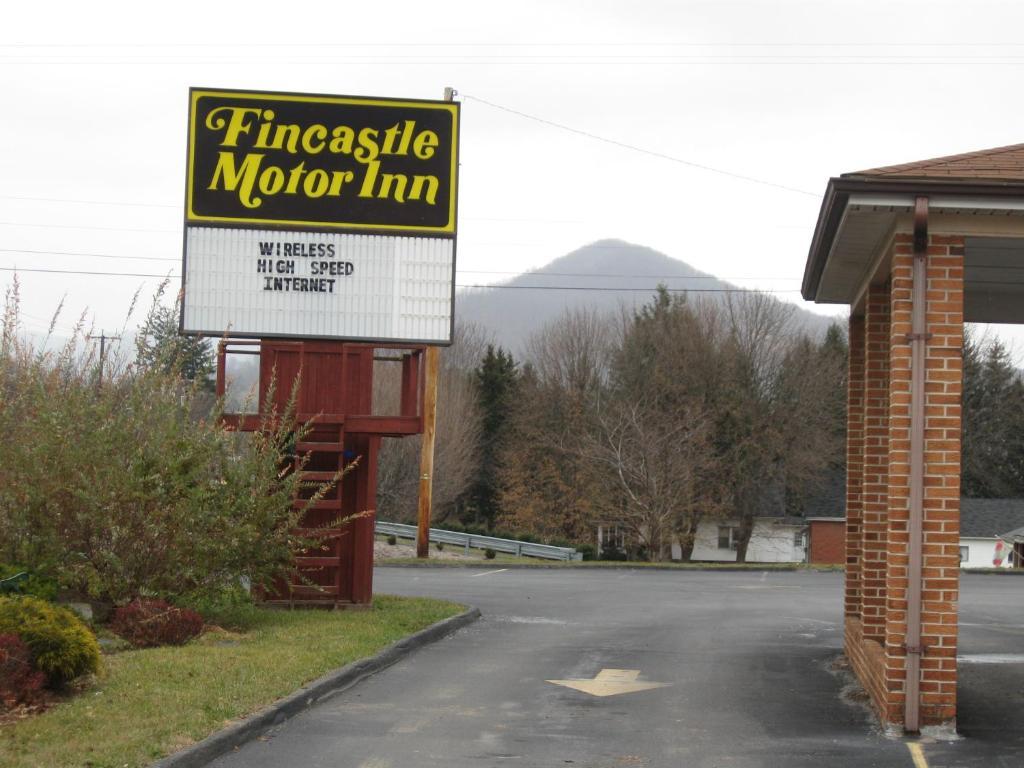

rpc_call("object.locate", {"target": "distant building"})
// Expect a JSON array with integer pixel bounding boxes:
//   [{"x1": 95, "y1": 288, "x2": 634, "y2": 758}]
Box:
[
  {"x1": 959, "y1": 498, "x2": 1024, "y2": 569},
  {"x1": 671, "y1": 516, "x2": 807, "y2": 563},
  {"x1": 807, "y1": 517, "x2": 845, "y2": 565}
]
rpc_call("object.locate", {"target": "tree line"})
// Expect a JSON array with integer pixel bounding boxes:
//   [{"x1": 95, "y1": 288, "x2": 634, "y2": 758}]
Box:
[
  {"x1": 379, "y1": 290, "x2": 1024, "y2": 561},
  {"x1": 378, "y1": 288, "x2": 849, "y2": 561}
]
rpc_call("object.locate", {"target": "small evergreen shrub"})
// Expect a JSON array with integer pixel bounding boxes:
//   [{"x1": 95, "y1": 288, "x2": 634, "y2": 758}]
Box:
[
  {"x1": 0, "y1": 564, "x2": 58, "y2": 601},
  {"x1": 484, "y1": 548, "x2": 497, "y2": 560},
  {"x1": 435, "y1": 541, "x2": 444, "y2": 551},
  {"x1": 0, "y1": 633, "x2": 46, "y2": 709},
  {"x1": 0, "y1": 596, "x2": 100, "y2": 686},
  {"x1": 386, "y1": 535, "x2": 397, "y2": 546},
  {"x1": 111, "y1": 599, "x2": 204, "y2": 648}
]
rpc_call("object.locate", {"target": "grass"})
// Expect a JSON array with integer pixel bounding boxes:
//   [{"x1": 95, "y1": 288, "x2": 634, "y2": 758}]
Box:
[{"x1": 0, "y1": 595, "x2": 462, "y2": 768}]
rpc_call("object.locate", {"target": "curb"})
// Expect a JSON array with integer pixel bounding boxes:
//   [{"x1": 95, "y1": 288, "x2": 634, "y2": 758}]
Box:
[
  {"x1": 376, "y1": 561, "x2": 814, "y2": 573},
  {"x1": 151, "y1": 606, "x2": 481, "y2": 768}
]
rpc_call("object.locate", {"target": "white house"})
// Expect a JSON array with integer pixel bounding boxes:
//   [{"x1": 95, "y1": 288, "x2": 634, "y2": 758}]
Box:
[
  {"x1": 671, "y1": 516, "x2": 807, "y2": 563},
  {"x1": 959, "y1": 498, "x2": 1024, "y2": 569}
]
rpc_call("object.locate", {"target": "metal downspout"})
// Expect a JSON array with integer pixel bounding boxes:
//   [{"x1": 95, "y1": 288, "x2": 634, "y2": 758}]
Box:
[{"x1": 905, "y1": 196, "x2": 929, "y2": 733}]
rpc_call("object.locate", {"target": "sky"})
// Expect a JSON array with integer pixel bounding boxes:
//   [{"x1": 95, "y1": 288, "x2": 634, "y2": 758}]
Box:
[{"x1": 4, "y1": 0, "x2": 1024, "y2": 355}]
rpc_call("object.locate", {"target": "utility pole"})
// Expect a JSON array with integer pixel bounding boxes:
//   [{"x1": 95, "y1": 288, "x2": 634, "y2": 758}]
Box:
[
  {"x1": 416, "y1": 85, "x2": 456, "y2": 559},
  {"x1": 88, "y1": 331, "x2": 120, "y2": 388},
  {"x1": 416, "y1": 345, "x2": 440, "y2": 558}
]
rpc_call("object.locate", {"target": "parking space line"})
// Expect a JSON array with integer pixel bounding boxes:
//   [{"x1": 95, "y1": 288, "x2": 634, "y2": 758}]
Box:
[
  {"x1": 907, "y1": 742, "x2": 929, "y2": 768},
  {"x1": 470, "y1": 568, "x2": 508, "y2": 578}
]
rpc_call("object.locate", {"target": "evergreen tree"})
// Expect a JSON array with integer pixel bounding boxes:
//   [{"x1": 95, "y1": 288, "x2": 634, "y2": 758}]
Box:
[
  {"x1": 469, "y1": 345, "x2": 519, "y2": 528},
  {"x1": 136, "y1": 303, "x2": 215, "y2": 391},
  {"x1": 962, "y1": 336, "x2": 1024, "y2": 497}
]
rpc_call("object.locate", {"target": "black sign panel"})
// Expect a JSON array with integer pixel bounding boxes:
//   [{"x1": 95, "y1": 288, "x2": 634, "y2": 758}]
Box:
[{"x1": 186, "y1": 88, "x2": 458, "y2": 234}]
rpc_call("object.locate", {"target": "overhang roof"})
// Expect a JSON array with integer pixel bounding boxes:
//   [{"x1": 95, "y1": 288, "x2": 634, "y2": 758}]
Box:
[
  {"x1": 851, "y1": 143, "x2": 1024, "y2": 181},
  {"x1": 802, "y1": 143, "x2": 1024, "y2": 308}
]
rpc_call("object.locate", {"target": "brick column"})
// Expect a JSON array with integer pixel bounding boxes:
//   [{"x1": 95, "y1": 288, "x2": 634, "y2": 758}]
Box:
[
  {"x1": 845, "y1": 315, "x2": 865, "y2": 619},
  {"x1": 861, "y1": 281, "x2": 891, "y2": 645},
  {"x1": 882, "y1": 232, "x2": 964, "y2": 727}
]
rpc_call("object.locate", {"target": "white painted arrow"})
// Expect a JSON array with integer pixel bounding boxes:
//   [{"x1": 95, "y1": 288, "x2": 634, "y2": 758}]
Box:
[{"x1": 546, "y1": 668, "x2": 671, "y2": 697}]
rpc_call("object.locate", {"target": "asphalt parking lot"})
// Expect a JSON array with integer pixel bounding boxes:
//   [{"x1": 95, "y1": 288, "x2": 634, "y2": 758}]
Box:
[{"x1": 210, "y1": 568, "x2": 1023, "y2": 768}]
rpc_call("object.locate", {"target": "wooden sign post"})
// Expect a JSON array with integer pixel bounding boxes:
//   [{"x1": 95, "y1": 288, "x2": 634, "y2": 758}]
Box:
[{"x1": 416, "y1": 345, "x2": 440, "y2": 558}]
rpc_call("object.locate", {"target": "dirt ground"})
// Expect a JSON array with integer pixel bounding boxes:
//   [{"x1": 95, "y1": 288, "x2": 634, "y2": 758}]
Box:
[{"x1": 373, "y1": 539, "x2": 484, "y2": 561}]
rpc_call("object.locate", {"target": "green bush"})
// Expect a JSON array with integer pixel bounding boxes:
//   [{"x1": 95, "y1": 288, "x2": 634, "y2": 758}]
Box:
[
  {"x1": 484, "y1": 548, "x2": 496, "y2": 560},
  {"x1": 0, "y1": 596, "x2": 100, "y2": 686},
  {"x1": 386, "y1": 535, "x2": 397, "y2": 546},
  {"x1": 0, "y1": 284, "x2": 342, "y2": 605},
  {"x1": 0, "y1": 564, "x2": 58, "y2": 601}
]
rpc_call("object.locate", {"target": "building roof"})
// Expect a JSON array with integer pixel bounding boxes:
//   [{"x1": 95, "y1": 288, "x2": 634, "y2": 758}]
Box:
[
  {"x1": 801, "y1": 143, "x2": 1024, "y2": 306},
  {"x1": 799, "y1": 468, "x2": 845, "y2": 519},
  {"x1": 960, "y1": 498, "x2": 1024, "y2": 539},
  {"x1": 847, "y1": 143, "x2": 1024, "y2": 182}
]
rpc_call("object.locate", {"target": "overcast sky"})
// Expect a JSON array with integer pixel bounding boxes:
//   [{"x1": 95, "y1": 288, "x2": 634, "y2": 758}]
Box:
[{"x1": 5, "y1": 0, "x2": 1024, "y2": 353}]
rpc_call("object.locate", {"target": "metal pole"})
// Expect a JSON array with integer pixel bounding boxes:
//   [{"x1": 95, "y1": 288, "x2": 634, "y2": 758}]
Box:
[{"x1": 904, "y1": 196, "x2": 929, "y2": 733}]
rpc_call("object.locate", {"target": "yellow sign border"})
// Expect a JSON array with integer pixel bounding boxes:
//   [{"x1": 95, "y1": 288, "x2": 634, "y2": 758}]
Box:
[{"x1": 186, "y1": 89, "x2": 458, "y2": 234}]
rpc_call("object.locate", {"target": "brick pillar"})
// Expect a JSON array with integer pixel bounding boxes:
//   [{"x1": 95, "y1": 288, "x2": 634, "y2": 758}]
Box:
[
  {"x1": 861, "y1": 281, "x2": 891, "y2": 644},
  {"x1": 845, "y1": 315, "x2": 865, "y2": 618},
  {"x1": 882, "y1": 232, "x2": 964, "y2": 727}
]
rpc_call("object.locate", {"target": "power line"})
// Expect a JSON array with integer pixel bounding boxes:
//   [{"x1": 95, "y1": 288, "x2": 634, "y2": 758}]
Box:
[
  {"x1": 459, "y1": 269, "x2": 798, "y2": 281},
  {"x1": 0, "y1": 248, "x2": 178, "y2": 263},
  {"x1": 456, "y1": 283, "x2": 801, "y2": 294},
  {"x1": 1, "y1": 267, "x2": 175, "y2": 278},
  {"x1": 1, "y1": 266, "x2": 799, "y2": 293},
  {"x1": 0, "y1": 220, "x2": 178, "y2": 235},
  {"x1": 0, "y1": 250, "x2": 800, "y2": 282},
  {"x1": 462, "y1": 94, "x2": 818, "y2": 198},
  {"x1": 0, "y1": 193, "x2": 177, "y2": 209}
]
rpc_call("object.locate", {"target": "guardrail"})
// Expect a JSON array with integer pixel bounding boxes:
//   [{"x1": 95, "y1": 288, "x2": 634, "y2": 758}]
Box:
[{"x1": 375, "y1": 521, "x2": 582, "y2": 561}]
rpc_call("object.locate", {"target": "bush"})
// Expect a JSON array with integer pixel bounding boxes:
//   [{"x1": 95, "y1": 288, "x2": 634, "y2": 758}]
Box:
[
  {"x1": 435, "y1": 541, "x2": 444, "y2": 551},
  {"x1": 484, "y1": 548, "x2": 496, "y2": 560},
  {"x1": 0, "y1": 564, "x2": 58, "y2": 601},
  {"x1": 111, "y1": 599, "x2": 204, "y2": 648},
  {"x1": 0, "y1": 596, "x2": 100, "y2": 686},
  {"x1": 600, "y1": 544, "x2": 628, "y2": 562},
  {"x1": 0, "y1": 284, "x2": 343, "y2": 605},
  {"x1": 386, "y1": 535, "x2": 397, "y2": 546},
  {"x1": 0, "y1": 633, "x2": 46, "y2": 709}
]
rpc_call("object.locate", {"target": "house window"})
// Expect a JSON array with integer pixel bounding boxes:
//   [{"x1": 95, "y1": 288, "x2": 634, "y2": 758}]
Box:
[
  {"x1": 959, "y1": 546, "x2": 969, "y2": 564},
  {"x1": 718, "y1": 526, "x2": 740, "y2": 550},
  {"x1": 794, "y1": 531, "x2": 805, "y2": 548}
]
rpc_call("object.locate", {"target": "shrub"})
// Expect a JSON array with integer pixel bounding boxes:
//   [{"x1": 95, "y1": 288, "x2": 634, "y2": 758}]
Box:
[
  {"x1": 484, "y1": 548, "x2": 496, "y2": 560},
  {"x1": 111, "y1": 599, "x2": 204, "y2": 648},
  {"x1": 0, "y1": 283, "x2": 344, "y2": 605},
  {"x1": 0, "y1": 564, "x2": 58, "y2": 601},
  {"x1": 386, "y1": 535, "x2": 397, "y2": 546},
  {"x1": 0, "y1": 596, "x2": 100, "y2": 686},
  {"x1": 435, "y1": 541, "x2": 444, "y2": 551},
  {"x1": 0, "y1": 633, "x2": 46, "y2": 709}
]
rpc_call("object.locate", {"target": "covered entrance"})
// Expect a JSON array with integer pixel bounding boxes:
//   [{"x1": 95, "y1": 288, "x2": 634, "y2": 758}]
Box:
[{"x1": 802, "y1": 143, "x2": 1024, "y2": 731}]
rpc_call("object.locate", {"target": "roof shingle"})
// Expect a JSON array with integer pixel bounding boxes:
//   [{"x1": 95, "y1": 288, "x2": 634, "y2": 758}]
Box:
[
  {"x1": 960, "y1": 498, "x2": 1024, "y2": 538},
  {"x1": 846, "y1": 143, "x2": 1024, "y2": 181}
]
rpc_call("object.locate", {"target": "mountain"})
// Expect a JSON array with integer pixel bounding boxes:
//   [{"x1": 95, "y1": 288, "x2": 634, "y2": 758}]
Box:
[{"x1": 455, "y1": 239, "x2": 837, "y2": 354}]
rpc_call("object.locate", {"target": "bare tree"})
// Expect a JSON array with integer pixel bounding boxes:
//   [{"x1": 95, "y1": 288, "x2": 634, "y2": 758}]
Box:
[
  {"x1": 714, "y1": 293, "x2": 845, "y2": 561},
  {"x1": 374, "y1": 323, "x2": 488, "y2": 523},
  {"x1": 583, "y1": 395, "x2": 715, "y2": 561},
  {"x1": 499, "y1": 308, "x2": 612, "y2": 543}
]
